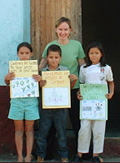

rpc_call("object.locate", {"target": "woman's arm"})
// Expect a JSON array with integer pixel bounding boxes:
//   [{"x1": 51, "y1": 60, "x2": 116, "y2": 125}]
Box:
[
  {"x1": 69, "y1": 74, "x2": 78, "y2": 89},
  {"x1": 38, "y1": 58, "x2": 47, "y2": 71},
  {"x1": 78, "y1": 58, "x2": 85, "y2": 66}
]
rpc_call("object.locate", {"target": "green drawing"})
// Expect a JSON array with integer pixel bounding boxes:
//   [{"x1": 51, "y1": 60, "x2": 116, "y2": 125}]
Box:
[
  {"x1": 20, "y1": 81, "x2": 24, "y2": 86},
  {"x1": 15, "y1": 81, "x2": 19, "y2": 87},
  {"x1": 31, "y1": 90, "x2": 35, "y2": 96},
  {"x1": 21, "y1": 87, "x2": 26, "y2": 92},
  {"x1": 26, "y1": 79, "x2": 29, "y2": 83},
  {"x1": 27, "y1": 84, "x2": 30, "y2": 88},
  {"x1": 12, "y1": 84, "x2": 15, "y2": 88},
  {"x1": 31, "y1": 82, "x2": 34, "y2": 87}
]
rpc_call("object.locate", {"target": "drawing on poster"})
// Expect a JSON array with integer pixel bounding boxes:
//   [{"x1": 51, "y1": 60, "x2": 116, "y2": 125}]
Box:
[
  {"x1": 80, "y1": 84, "x2": 108, "y2": 120},
  {"x1": 44, "y1": 87, "x2": 69, "y2": 106},
  {"x1": 81, "y1": 100, "x2": 106, "y2": 120},
  {"x1": 42, "y1": 71, "x2": 71, "y2": 108},
  {"x1": 11, "y1": 77, "x2": 39, "y2": 98},
  {"x1": 9, "y1": 60, "x2": 39, "y2": 98}
]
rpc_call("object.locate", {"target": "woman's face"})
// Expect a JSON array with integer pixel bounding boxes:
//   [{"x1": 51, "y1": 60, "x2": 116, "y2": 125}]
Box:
[{"x1": 55, "y1": 22, "x2": 71, "y2": 40}]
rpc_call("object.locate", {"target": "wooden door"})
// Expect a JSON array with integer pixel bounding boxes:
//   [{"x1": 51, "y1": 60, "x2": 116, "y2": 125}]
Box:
[{"x1": 31, "y1": 0, "x2": 82, "y2": 61}]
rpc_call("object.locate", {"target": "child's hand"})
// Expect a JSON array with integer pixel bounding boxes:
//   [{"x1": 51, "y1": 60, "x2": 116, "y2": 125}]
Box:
[
  {"x1": 69, "y1": 74, "x2": 78, "y2": 81},
  {"x1": 4, "y1": 72, "x2": 15, "y2": 85},
  {"x1": 69, "y1": 74, "x2": 78, "y2": 89},
  {"x1": 5, "y1": 72, "x2": 15, "y2": 81},
  {"x1": 105, "y1": 93, "x2": 114, "y2": 99},
  {"x1": 40, "y1": 80, "x2": 47, "y2": 87},
  {"x1": 77, "y1": 90, "x2": 83, "y2": 100},
  {"x1": 32, "y1": 74, "x2": 42, "y2": 82}
]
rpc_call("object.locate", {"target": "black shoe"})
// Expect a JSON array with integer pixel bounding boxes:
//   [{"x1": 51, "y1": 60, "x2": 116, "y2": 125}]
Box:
[
  {"x1": 92, "y1": 156, "x2": 103, "y2": 162},
  {"x1": 71, "y1": 155, "x2": 83, "y2": 162}
]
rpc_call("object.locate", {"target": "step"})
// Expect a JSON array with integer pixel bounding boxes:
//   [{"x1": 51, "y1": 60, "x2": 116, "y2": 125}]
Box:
[{"x1": 0, "y1": 131, "x2": 120, "y2": 162}]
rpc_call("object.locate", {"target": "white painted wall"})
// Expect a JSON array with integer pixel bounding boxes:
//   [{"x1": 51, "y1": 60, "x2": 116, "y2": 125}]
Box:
[{"x1": 0, "y1": 0, "x2": 30, "y2": 85}]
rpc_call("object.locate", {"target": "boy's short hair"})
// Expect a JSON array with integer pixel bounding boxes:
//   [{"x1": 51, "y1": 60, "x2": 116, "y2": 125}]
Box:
[{"x1": 47, "y1": 44, "x2": 62, "y2": 56}]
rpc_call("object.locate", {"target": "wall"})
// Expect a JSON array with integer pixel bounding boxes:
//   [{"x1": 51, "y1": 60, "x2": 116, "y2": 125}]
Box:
[
  {"x1": 0, "y1": 0, "x2": 30, "y2": 85},
  {"x1": 0, "y1": 0, "x2": 30, "y2": 154},
  {"x1": 31, "y1": 0, "x2": 82, "y2": 61}
]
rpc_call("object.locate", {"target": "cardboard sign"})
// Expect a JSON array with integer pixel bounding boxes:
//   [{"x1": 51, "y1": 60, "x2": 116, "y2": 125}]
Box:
[
  {"x1": 80, "y1": 84, "x2": 108, "y2": 120},
  {"x1": 42, "y1": 71, "x2": 71, "y2": 109},
  {"x1": 9, "y1": 60, "x2": 39, "y2": 98},
  {"x1": 9, "y1": 60, "x2": 38, "y2": 77}
]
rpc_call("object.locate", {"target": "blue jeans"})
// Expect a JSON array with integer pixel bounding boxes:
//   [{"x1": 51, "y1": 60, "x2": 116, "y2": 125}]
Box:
[{"x1": 36, "y1": 109, "x2": 69, "y2": 159}]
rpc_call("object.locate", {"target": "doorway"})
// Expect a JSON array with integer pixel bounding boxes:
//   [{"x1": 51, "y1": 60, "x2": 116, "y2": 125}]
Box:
[{"x1": 82, "y1": 0, "x2": 120, "y2": 136}]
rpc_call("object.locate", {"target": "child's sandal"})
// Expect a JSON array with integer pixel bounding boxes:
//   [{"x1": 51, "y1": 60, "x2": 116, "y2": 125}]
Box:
[{"x1": 92, "y1": 156, "x2": 103, "y2": 162}]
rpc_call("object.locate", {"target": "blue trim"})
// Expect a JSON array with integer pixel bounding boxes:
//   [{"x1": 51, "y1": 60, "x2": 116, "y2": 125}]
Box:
[{"x1": 23, "y1": 0, "x2": 30, "y2": 43}]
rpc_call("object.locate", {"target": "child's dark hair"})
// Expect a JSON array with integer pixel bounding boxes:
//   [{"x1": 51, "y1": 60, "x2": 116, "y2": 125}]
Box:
[
  {"x1": 47, "y1": 44, "x2": 62, "y2": 56},
  {"x1": 17, "y1": 42, "x2": 33, "y2": 53},
  {"x1": 84, "y1": 41, "x2": 106, "y2": 68}
]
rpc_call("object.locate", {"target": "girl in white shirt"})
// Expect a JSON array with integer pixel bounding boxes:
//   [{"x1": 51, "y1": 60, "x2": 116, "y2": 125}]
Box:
[{"x1": 76, "y1": 41, "x2": 114, "y2": 162}]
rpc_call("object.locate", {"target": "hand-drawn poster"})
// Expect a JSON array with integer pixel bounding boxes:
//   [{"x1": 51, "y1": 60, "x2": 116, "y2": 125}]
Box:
[
  {"x1": 9, "y1": 60, "x2": 39, "y2": 98},
  {"x1": 80, "y1": 84, "x2": 108, "y2": 120},
  {"x1": 42, "y1": 71, "x2": 71, "y2": 109}
]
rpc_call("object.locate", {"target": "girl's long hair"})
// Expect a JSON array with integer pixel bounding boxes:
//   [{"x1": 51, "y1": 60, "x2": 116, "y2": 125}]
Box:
[
  {"x1": 17, "y1": 42, "x2": 33, "y2": 53},
  {"x1": 84, "y1": 41, "x2": 106, "y2": 68}
]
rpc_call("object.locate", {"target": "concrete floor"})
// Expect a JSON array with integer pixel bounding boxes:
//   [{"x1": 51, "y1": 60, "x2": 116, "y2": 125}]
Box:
[{"x1": 0, "y1": 154, "x2": 120, "y2": 162}]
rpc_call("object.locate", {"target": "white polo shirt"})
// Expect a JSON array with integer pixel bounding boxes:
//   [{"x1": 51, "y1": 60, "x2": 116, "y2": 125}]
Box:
[{"x1": 79, "y1": 63, "x2": 113, "y2": 84}]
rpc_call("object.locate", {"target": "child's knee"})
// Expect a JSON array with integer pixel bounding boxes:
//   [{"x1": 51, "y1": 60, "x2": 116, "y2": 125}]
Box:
[
  {"x1": 15, "y1": 130, "x2": 24, "y2": 137},
  {"x1": 25, "y1": 130, "x2": 33, "y2": 137}
]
